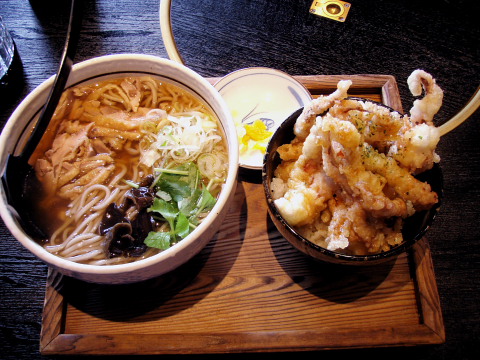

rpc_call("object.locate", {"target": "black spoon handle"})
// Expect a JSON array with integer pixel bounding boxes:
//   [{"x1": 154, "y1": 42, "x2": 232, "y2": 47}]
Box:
[{"x1": 21, "y1": 0, "x2": 83, "y2": 161}]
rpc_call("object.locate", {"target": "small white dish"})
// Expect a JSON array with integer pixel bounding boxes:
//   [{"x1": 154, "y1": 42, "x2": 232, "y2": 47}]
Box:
[{"x1": 214, "y1": 67, "x2": 312, "y2": 170}]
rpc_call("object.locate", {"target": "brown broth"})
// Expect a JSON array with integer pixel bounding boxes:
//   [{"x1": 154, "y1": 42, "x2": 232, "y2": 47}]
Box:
[{"x1": 28, "y1": 76, "x2": 228, "y2": 264}]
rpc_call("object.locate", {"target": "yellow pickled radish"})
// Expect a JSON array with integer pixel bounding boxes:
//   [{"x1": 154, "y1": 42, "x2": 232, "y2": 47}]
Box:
[{"x1": 244, "y1": 120, "x2": 272, "y2": 141}]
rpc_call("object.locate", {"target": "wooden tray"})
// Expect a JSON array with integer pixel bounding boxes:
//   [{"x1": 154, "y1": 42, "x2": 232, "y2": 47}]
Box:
[{"x1": 39, "y1": 75, "x2": 445, "y2": 355}]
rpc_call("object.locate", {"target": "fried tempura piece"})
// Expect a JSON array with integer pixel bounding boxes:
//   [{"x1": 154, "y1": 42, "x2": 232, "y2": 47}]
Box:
[
  {"x1": 272, "y1": 70, "x2": 442, "y2": 255},
  {"x1": 273, "y1": 115, "x2": 336, "y2": 226},
  {"x1": 407, "y1": 69, "x2": 444, "y2": 125},
  {"x1": 276, "y1": 137, "x2": 304, "y2": 161},
  {"x1": 388, "y1": 122, "x2": 440, "y2": 174},
  {"x1": 324, "y1": 201, "x2": 403, "y2": 254},
  {"x1": 294, "y1": 80, "x2": 352, "y2": 140},
  {"x1": 361, "y1": 143, "x2": 438, "y2": 210},
  {"x1": 320, "y1": 114, "x2": 410, "y2": 219}
]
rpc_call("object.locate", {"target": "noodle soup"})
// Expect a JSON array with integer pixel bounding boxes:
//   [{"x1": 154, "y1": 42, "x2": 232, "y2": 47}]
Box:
[{"x1": 29, "y1": 76, "x2": 228, "y2": 265}]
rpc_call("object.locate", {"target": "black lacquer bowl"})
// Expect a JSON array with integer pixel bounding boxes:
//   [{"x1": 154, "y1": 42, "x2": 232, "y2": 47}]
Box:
[{"x1": 262, "y1": 106, "x2": 443, "y2": 265}]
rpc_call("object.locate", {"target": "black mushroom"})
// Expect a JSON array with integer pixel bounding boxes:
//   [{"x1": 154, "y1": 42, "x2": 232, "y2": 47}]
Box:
[{"x1": 100, "y1": 175, "x2": 157, "y2": 259}]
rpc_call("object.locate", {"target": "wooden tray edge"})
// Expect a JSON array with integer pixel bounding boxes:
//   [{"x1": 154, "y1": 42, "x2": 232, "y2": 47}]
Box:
[
  {"x1": 40, "y1": 239, "x2": 446, "y2": 355},
  {"x1": 39, "y1": 323, "x2": 445, "y2": 355},
  {"x1": 411, "y1": 239, "x2": 446, "y2": 341}
]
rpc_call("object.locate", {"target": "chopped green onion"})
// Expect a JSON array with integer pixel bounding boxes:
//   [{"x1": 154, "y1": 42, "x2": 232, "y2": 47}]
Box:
[
  {"x1": 154, "y1": 168, "x2": 189, "y2": 176},
  {"x1": 122, "y1": 179, "x2": 139, "y2": 188}
]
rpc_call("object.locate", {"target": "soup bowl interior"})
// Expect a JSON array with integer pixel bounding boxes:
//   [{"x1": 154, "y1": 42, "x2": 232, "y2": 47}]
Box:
[
  {"x1": 0, "y1": 54, "x2": 239, "y2": 284},
  {"x1": 262, "y1": 106, "x2": 443, "y2": 265}
]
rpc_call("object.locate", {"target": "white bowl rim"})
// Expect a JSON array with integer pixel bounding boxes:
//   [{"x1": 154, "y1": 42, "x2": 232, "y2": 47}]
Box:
[
  {"x1": 214, "y1": 66, "x2": 311, "y2": 93},
  {"x1": 0, "y1": 53, "x2": 239, "y2": 277}
]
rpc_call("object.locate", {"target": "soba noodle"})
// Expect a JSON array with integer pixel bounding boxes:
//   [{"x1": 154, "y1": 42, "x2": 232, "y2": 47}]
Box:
[{"x1": 31, "y1": 76, "x2": 228, "y2": 265}]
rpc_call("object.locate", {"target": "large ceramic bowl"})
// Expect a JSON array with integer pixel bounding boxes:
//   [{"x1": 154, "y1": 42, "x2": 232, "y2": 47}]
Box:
[
  {"x1": 263, "y1": 106, "x2": 443, "y2": 265},
  {"x1": 0, "y1": 54, "x2": 239, "y2": 284}
]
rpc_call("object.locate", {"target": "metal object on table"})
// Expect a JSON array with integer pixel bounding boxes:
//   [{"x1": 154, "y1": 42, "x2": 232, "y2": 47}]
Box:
[{"x1": 309, "y1": 0, "x2": 351, "y2": 22}]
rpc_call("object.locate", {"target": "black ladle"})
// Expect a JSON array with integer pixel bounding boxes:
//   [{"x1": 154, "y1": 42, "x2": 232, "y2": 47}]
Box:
[{"x1": 1, "y1": 0, "x2": 83, "y2": 239}]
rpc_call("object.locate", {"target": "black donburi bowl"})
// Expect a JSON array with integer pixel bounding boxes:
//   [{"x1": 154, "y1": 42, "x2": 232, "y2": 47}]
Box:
[{"x1": 262, "y1": 106, "x2": 443, "y2": 266}]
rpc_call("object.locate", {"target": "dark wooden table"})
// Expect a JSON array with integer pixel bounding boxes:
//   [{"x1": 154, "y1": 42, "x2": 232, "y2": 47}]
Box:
[{"x1": 1, "y1": 0, "x2": 479, "y2": 358}]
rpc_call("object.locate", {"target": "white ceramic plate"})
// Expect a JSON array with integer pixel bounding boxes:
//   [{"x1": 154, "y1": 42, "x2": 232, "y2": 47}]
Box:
[{"x1": 214, "y1": 67, "x2": 312, "y2": 170}]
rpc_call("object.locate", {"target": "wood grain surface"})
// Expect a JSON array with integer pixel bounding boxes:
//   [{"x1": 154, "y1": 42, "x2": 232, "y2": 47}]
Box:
[{"x1": 1, "y1": 1, "x2": 479, "y2": 359}]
